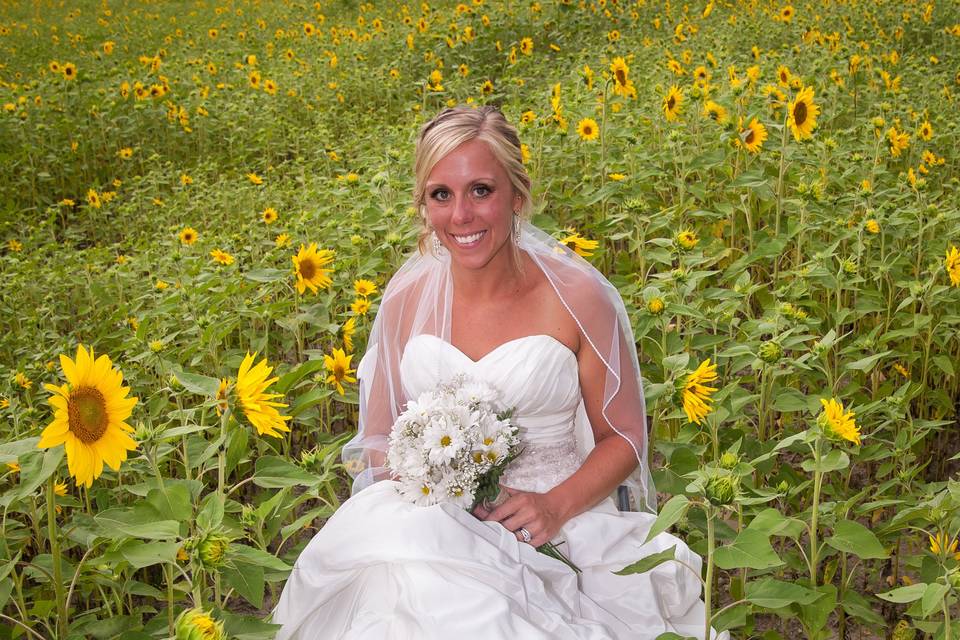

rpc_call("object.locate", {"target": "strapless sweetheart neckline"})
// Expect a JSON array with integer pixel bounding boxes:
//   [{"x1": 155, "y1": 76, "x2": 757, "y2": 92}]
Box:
[{"x1": 410, "y1": 332, "x2": 578, "y2": 366}]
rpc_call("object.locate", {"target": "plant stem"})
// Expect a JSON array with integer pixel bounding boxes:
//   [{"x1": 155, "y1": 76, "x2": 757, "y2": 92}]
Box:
[
  {"x1": 810, "y1": 438, "x2": 823, "y2": 588},
  {"x1": 46, "y1": 477, "x2": 67, "y2": 638}
]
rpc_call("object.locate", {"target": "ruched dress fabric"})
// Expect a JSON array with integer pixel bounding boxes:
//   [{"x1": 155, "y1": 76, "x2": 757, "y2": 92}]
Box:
[{"x1": 271, "y1": 334, "x2": 727, "y2": 640}]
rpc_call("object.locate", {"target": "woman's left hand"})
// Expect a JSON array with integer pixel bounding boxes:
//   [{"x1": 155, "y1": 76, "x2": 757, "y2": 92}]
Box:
[{"x1": 482, "y1": 486, "x2": 568, "y2": 547}]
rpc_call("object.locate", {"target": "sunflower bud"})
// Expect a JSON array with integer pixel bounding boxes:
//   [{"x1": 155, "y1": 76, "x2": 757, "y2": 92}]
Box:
[
  {"x1": 175, "y1": 608, "x2": 225, "y2": 640},
  {"x1": 777, "y1": 480, "x2": 790, "y2": 494},
  {"x1": 647, "y1": 297, "x2": 665, "y2": 315},
  {"x1": 197, "y1": 533, "x2": 230, "y2": 570},
  {"x1": 758, "y1": 340, "x2": 783, "y2": 363},
  {"x1": 718, "y1": 452, "x2": 739, "y2": 469},
  {"x1": 949, "y1": 569, "x2": 960, "y2": 591},
  {"x1": 240, "y1": 504, "x2": 257, "y2": 528},
  {"x1": 704, "y1": 473, "x2": 739, "y2": 506}
]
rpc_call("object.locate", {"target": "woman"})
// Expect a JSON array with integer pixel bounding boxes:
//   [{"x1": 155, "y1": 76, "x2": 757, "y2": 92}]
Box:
[{"x1": 271, "y1": 106, "x2": 726, "y2": 640}]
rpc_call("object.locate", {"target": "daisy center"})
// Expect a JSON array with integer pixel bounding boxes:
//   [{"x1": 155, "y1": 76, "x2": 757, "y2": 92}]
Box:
[
  {"x1": 440, "y1": 435, "x2": 452, "y2": 447},
  {"x1": 68, "y1": 386, "x2": 109, "y2": 443}
]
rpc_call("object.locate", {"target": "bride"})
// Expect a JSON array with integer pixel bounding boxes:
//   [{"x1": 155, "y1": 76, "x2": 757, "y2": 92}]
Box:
[{"x1": 271, "y1": 105, "x2": 726, "y2": 640}]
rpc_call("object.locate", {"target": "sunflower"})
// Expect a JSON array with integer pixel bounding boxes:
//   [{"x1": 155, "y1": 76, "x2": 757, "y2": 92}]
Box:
[
  {"x1": 248, "y1": 70, "x2": 261, "y2": 89},
  {"x1": 49, "y1": 61, "x2": 61, "y2": 73},
  {"x1": 681, "y1": 358, "x2": 718, "y2": 425},
  {"x1": 210, "y1": 249, "x2": 234, "y2": 265},
  {"x1": 292, "y1": 243, "x2": 335, "y2": 294},
  {"x1": 610, "y1": 57, "x2": 636, "y2": 98},
  {"x1": 929, "y1": 532, "x2": 960, "y2": 561},
  {"x1": 234, "y1": 352, "x2": 291, "y2": 438},
  {"x1": 945, "y1": 245, "x2": 960, "y2": 287},
  {"x1": 87, "y1": 189, "x2": 101, "y2": 209},
  {"x1": 886, "y1": 126, "x2": 910, "y2": 157},
  {"x1": 520, "y1": 37, "x2": 533, "y2": 55},
  {"x1": 351, "y1": 297, "x2": 370, "y2": 316},
  {"x1": 261, "y1": 207, "x2": 278, "y2": 224},
  {"x1": 776, "y1": 65, "x2": 792, "y2": 87},
  {"x1": 480, "y1": 79, "x2": 494, "y2": 94},
  {"x1": 817, "y1": 397, "x2": 860, "y2": 445},
  {"x1": 559, "y1": 228, "x2": 599, "y2": 257},
  {"x1": 263, "y1": 79, "x2": 278, "y2": 95},
  {"x1": 247, "y1": 172, "x2": 263, "y2": 185},
  {"x1": 780, "y1": 5, "x2": 794, "y2": 21},
  {"x1": 37, "y1": 345, "x2": 139, "y2": 488},
  {"x1": 703, "y1": 100, "x2": 729, "y2": 125},
  {"x1": 738, "y1": 117, "x2": 768, "y2": 153},
  {"x1": 918, "y1": 120, "x2": 933, "y2": 141},
  {"x1": 663, "y1": 85, "x2": 683, "y2": 121},
  {"x1": 62, "y1": 63, "x2": 77, "y2": 80},
  {"x1": 342, "y1": 316, "x2": 357, "y2": 353},
  {"x1": 179, "y1": 226, "x2": 198, "y2": 245},
  {"x1": 676, "y1": 229, "x2": 700, "y2": 250},
  {"x1": 787, "y1": 85, "x2": 819, "y2": 141},
  {"x1": 576, "y1": 117, "x2": 599, "y2": 141},
  {"x1": 324, "y1": 348, "x2": 357, "y2": 396},
  {"x1": 353, "y1": 279, "x2": 378, "y2": 297},
  {"x1": 693, "y1": 65, "x2": 710, "y2": 86}
]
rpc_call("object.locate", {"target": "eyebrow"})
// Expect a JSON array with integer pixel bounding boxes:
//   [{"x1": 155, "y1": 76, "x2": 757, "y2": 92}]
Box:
[{"x1": 425, "y1": 177, "x2": 499, "y2": 189}]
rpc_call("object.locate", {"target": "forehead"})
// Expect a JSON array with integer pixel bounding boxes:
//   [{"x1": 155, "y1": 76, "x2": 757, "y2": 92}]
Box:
[{"x1": 427, "y1": 138, "x2": 507, "y2": 183}]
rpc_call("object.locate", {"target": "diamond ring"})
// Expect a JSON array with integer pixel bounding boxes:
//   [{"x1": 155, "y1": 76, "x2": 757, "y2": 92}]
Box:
[{"x1": 518, "y1": 527, "x2": 532, "y2": 543}]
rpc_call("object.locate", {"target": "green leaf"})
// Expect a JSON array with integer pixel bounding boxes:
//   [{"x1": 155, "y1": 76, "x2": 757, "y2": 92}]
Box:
[
  {"x1": 796, "y1": 584, "x2": 837, "y2": 635},
  {"x1": 196, "y1": 493, "x2": 225, "y2": 531},
  {"x1": 229, "y1": 544, "x2": 292, "y2": 572},
  {"x1": 841, "y1": 589, "x2": 885, "y2": 626},
  {"x1": 801, "y1": 449, "x2": 849, "y2": 473},
  {"x1": 95, "y1": 509, "x2": 180, "y2": 539},
  {"x1": 289, "y1": 387, "x2": 331, "y2": 417},
  {"x1": 120, "y1": 540, "x2": 181, "y2": 569},
  {"x1": 843, "y1": 351, "x2": 892, "y2": 372},
  {"x1": 242, "y1": 268, "x2": 287, "y2": 283},
  {"x1": 825, "y1": 520, "x2": 888, "y2": 559},
  {"x1": 222, "y1": 564, "x2": 264, "y2": 609},
  {"x1": 746, "y1": 508, "x2": 806, "y2": 538},
  {"x1": 275, "y1": 359, "x2": 327, "y2": 394},
  {"x1": 772, "y1": 389, "x2": 810, "y2": 412},
  {"x1": 643, "y1": 495, "x2": 691, "y2": 545},
  {"x1": 220, "y1": 612, "x2": 283, "y2": 640},
  {"x1": 921, "y1": 582, "x2": 950, "y2": 618},
  {"x1": 17, "y1": 447, "x2": 65, "y2": 499},
  {"x1": 745, "y1": 578, "x2": 823, "y2": 609},
  {"x1": 145, "y1": 484, "x2": 192, "y2": 522},
  {"x1": 171, "y1": 368, "x2": 221, "y2": 398},
  {"x1": 281, "y1": 504, "x2": 336, "y2": 540},
  {"x1": 875, "y1": 583, "x2": 926, "y2": 603},
  {"x1": 253, "y1": 456, "x2": 321, "y2": 488},
  {"x1": 613, "y1": 545, "x2": 677, "y2": 576},
  {"x1": 157, "y1": 424, "x2": 213, "y2": 440},
  {"x1": 713, "y1": 529, "x2": 784, "y2": 570}
]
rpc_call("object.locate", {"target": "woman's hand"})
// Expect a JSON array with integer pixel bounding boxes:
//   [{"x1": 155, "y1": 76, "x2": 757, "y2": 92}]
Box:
[{"x1": 479, "y1": 486, "x2": 570, "y2": 547}]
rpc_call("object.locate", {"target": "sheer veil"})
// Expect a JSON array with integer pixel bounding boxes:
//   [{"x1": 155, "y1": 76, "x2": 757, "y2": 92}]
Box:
[{"x1": 342, "y1": 218, "x2": 657, "y2": 513}]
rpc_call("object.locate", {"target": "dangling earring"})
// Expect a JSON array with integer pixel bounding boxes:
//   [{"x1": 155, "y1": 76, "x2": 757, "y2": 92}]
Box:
[
  {"x1": 512, "y1": 211, "x2": 521, "y2": 244},
  {"x1": 432, "y1": 231, "x2": 446, "y2": 256}
]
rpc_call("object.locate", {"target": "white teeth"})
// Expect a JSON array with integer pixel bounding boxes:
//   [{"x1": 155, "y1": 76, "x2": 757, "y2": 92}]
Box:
[{"x1": 452, "y1": 231, "x2": 485, "y2": 245}]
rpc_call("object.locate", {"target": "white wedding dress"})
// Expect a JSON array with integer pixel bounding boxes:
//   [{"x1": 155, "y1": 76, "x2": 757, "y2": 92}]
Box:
[{"x1": 271, "y1": 334, "x2": 727, "y2": 640}]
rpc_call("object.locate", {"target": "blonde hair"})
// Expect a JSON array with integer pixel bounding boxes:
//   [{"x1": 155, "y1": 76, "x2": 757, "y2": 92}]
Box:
[{"x1": 412, "y1": 105, "x2": 532, "y2": 272}]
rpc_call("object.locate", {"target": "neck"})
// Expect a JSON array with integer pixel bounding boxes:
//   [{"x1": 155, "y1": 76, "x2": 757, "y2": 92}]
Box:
[{"x1": 450, "y1": 246, "x2": 525, "y2": 303}]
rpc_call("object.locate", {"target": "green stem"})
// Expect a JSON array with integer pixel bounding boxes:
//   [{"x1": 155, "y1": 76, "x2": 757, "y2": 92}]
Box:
[
  {"x1": 944, "y1": 591, "x2": 953, "y2": 640},
  {"x1": 810, "y1": 438, "x2": 823, "y2": 588},
  {"x1": 218, "y1": 407, "x2": 231, "y2": 497},
  {"x1": 705, "y1": 508, "x2": 715, "y2": 640},
  {"x1": 46, "y1": 477, "x2": 66, "y2": 638}
]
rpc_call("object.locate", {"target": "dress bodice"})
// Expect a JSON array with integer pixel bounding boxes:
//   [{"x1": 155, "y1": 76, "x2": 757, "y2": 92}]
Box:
[{"x1": 400, "y1": 333, "x2": 585, "y2": 492}]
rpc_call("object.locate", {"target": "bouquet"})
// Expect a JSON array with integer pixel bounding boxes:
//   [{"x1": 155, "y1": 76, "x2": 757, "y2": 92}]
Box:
[{"x1": 386, "y1": 372, "x2": 579, "y2": 572}]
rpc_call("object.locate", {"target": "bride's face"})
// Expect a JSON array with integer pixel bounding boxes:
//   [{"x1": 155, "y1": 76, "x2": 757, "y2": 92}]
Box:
[{"x1": 423, "y1": 138, "x2": 521, "y2": 270}]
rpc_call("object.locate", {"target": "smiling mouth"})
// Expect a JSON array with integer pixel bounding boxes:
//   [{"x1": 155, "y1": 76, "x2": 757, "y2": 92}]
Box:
[{"x1": 450, "y1": 230, "x2": 487, "y2": 245}]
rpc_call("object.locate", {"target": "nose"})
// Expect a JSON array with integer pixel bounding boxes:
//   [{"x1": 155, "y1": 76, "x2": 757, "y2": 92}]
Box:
[{"x1": 450, "y1": 194, "x2": 474, "y2": 226}]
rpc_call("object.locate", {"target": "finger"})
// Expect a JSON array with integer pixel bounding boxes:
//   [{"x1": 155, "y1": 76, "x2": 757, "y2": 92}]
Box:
[
  {"x1": 488, "y1": 497, "x2": 523, "y2": 523},
  {"x1": 500, "y1": 512, "x2": 533, "y2": 533}
]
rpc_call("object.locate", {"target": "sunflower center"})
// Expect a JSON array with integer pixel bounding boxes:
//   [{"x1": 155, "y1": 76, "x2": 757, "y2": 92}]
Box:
[
  {"x1": 299, "y1": 258, "x2": 317, "y2": 280},
  {"x1": 667, "y1": 96, "x2": 676, "y2": 110},
  {"x1": 68, "y1": 386, "x2": 109, "y2": 443},
  {"x1": 615, "y1": 68, "x2": 626, "y2": 86},
  {"x1": 745, "y1": 128, "x2": 755, "y2": 144},
  {"x1": 793, "y1": 101, "x2": 807, "y2": 125}
]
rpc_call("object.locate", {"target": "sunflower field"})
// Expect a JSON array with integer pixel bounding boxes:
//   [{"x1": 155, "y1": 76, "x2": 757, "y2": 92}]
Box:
[{"x1": 1, "y1": 0, "x2": 959, "y2": 638}]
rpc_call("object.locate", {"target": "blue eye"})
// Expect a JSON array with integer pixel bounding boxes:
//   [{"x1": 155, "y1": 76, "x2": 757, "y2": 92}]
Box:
[
  {"x1": 430, "y1": 189, "x2": 450, "y2": 201},
  {"x1": 473, "y1": 184, "x2": 491, "y2": 197}
]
